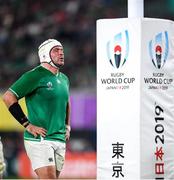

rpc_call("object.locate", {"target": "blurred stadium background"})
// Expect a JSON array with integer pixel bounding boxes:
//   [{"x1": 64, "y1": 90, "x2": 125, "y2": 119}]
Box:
[{"x1": 0, "y1": 0, "x2": 174, "y2": 179}]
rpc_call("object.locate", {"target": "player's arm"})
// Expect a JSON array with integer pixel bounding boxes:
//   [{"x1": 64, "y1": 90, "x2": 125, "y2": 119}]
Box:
[
  {"x1": 2, "y1": 71, "x2": 47, "y2": 137},
  {"x1": 2, "y1": 90, "x2": 30, "y2": 128},
  {"x1": 2, "y1": 90, "x2": 47, "y2": 137},
  {"x1": 65, "y1": 99, "x2": 71, "y2": 141}
]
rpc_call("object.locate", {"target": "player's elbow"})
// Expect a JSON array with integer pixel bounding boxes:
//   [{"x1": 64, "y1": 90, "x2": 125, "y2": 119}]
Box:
[
  {"x1": 2, "y1": 91, "x2": 17, "y2": 108},
  {"x1": 2, "y1": 91, "x2": 8, "y2": 103}
]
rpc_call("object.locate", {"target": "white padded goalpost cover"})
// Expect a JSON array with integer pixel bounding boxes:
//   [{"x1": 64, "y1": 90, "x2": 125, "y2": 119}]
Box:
[{"x1": 97, "y1": 18, "x2": 174, "y2": 179}]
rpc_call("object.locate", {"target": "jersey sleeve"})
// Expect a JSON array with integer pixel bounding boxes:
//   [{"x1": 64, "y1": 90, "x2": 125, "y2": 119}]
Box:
[{"x1": 9, "y1": 70, "x2": 40, "y2": 99}]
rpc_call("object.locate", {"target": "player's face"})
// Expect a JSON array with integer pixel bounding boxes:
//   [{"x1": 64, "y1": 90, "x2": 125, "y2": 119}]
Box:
[{"x1": 50, "y1": 46, "x2": 64, "y2": 67}]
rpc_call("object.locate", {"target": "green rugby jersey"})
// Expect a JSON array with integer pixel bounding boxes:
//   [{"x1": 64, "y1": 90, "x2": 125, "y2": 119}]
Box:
[{"x1": 9, "y1": 65, "x2": 69, "y2": 142}]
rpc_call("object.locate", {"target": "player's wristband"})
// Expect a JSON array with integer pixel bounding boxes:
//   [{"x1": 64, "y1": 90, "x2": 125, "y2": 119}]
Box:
[
  {"x1": 8, "y1": 102, "x2": 30, "y2": 128},
  {"x1": 66, "y1": 125, "x2": 71, "y2": 132}
]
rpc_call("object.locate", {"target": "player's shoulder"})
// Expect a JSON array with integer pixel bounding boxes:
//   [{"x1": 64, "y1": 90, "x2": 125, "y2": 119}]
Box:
[
  {"x1": 27, "y1": 65, "x2": 44, "y2": 73},
  {"x1": 22, "y1": 66, "x2": 44, "y2": 80},
  {"x1": 23, "y1": 65, "x2": 45, "y2": 77},
  {"x1": 59, "y1": 72, "x2": 70, "y2": 85},
  {"x1": 59, "y1": 72, "x2": 69, "y2": 80}
]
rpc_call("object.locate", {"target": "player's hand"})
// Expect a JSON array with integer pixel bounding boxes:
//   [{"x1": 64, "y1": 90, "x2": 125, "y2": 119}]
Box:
[
  {"x1": 26, "y1": 124, "x2": 47, "y2": 138},
  {"x1": 65, "y1": 125, "x2": 71, "y2": 141}
]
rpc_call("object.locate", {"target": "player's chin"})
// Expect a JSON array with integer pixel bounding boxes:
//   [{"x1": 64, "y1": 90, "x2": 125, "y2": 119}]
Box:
[
  {"x1": 56, "y1": 63, "x2": 64, "y2": 68},
  {"x1": 59, "y1": 61, "x2": 64, "y2": 66}
]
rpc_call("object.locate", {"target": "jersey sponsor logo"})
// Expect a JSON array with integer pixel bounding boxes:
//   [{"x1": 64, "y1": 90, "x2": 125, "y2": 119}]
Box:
[
  {"x1": 106, "y1": 30, "x2": 129, "y2": 68},
  {"x1": 149, "y1": 31, "x2": 169, "y2": 69}
]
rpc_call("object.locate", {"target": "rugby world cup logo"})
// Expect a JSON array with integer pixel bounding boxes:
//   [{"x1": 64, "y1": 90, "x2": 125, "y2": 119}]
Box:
[
  {"x1": 149, "y1": 31, "x2": 169, "y2": 69},
  {"x1": 106, "y1": 30, "x2": 129, "y2": 68}
]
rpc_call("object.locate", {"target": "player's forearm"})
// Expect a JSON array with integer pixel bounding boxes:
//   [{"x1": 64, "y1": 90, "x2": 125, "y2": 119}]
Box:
[
  {"x1": 65, "y1": 100, "x2": 71, "y2": 140},
  {"x1": 65, "y1": 101, "x2": 70, "y2": 126},
  {"x1": 2, "y1": 90, "x2": 30, "y2": 128}
]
